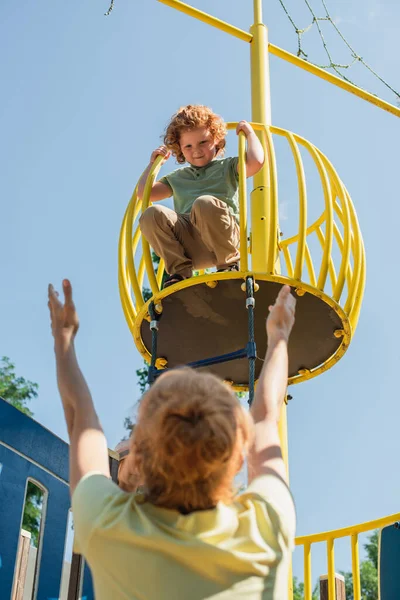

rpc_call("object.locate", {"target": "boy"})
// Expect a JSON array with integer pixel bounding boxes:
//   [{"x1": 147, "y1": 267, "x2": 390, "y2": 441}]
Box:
[{"x1": 138, "y1": 105, "x2": 264, "y2": 288}]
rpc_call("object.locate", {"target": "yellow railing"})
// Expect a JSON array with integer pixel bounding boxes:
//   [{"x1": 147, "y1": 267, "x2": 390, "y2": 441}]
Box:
[
  {"x1": 272, "y1": 125, "x2": 366, "y2": 331},
  {"x1": 295, "y1": 513, "x2": 400, "y2": 600},
  {"x1": 118, "y1": 121, "x2": 365, "y2": 361}
]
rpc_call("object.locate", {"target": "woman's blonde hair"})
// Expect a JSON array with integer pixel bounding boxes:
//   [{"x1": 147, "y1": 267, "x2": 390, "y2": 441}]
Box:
[
  {"x1": 164, "y1": 105, "x2": 227, "y2": 164},
  {"x1": 132, "y1": 368, "x2": 252, "y2": 513}
]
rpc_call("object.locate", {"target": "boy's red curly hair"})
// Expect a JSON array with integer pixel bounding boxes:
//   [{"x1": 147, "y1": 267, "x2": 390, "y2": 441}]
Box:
[
  {"x1": 132, "y1": 368, "x2": 252, "y2": 513},
  {"x1": 164, "y1": 105, "x2": 227, "y2": 164}
]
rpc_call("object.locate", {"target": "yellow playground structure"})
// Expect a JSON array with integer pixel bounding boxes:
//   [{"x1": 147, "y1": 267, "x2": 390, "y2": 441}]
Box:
[{"x1": 118, "y1": 1, "x2": 400, "y2": 598}]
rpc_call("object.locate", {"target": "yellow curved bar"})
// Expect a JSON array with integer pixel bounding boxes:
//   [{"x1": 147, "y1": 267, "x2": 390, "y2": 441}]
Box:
[
  {"x1": 296, "y1": 137, "x2": 334, "y2": 291},
  {"x1": 303, "y1": 543, "x2": 312, "y2": 600},
  {"x1": 332, "y1": 222, "x2": 353, "y2": 287},
  {"x1": 141, "y1": 155, "x2": 164, "y2": 296},
  {"x1": 238, "y1": 131, "x2": 248, "y2": 272},
  {"x1": 350, "y1": 237, "x2": 366, "y2": 329},
  {"x1": 351, "y1": 534, "x2": 361, "y2": 600},
  {"x1": 327, "y1": 538, "x2": 335, "y2": 600},
  {"x1": 320, "y1": 159, "x2": 352, "y2": 302},
  {"x1": 316, "y1": 226, "x2": 337, "y2": 292},
  {"x1": 118, "y1": 211, "x2": 137, "y2": 326},
  {"x1": 344, "y1": 190, "x2": 363, "y2": 315},
  {"x1": 286, "y1": 132, "x2": 307, "y2": 280},
  {"x1": 118, "y1": 271, "x2": 136, "y2": 328},
  {"x1": 123, "y1": 190, "x2": 145, "y2": 311},
  {"x1": 156, "y1": 258, "x2": 166, "y2": 289},
  {"x1": 304, "y1": 243, "x2": 316, "y2": 288},
  {"x1": 319, "y1": 166, "x2": 351, "y2": 302},
  {"x1": 129, "y1": 220, "x2": 145, "y2": 310},
  {"x1": 282, "y1": 246, "x2": 294, "y2": 278},
  {"x1": 262, "y1": 125, "x2": 279, "y2": 273},
  {"x1": 138, "y1": 253, "x2": 146, "y2": 292},
  {"x1": 280, "y1": 210, "x2": 326, "y2": 248}
]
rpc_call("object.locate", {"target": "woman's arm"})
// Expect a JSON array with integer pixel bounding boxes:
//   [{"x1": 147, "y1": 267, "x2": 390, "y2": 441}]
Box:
[
  {"x1": 247, "y1": 285, "x2": 296, "y2": 485},
  {"x1": 48, "y1": 280, "x2": 110, "y2": 495}
]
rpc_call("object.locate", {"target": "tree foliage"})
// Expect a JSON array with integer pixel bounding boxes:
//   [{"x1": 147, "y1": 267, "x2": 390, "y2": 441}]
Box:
[
  {"x1": 341, "y1": 530, "x2": 379, "y2": 600},
  {"x1": 0, "y1": 356, "x2": 43, "y2": 546},
  {"x1": 0, "y1": 356, "x2": 38, "y2": 416},
  {"x1": 293, "y1": 577, "x2": 319, "y2": 600},
  {"x1": 22, "y1": 482, "x2": 43, "y2": 547}
]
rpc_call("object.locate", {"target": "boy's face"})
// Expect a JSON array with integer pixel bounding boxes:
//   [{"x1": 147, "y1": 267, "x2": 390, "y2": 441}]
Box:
[{"x1": 179, "y1": 127, "x2": 219, "y2": 167}]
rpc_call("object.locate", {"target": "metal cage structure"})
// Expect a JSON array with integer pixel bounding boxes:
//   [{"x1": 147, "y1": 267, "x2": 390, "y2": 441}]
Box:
[{"x1": 118, "y1": 122, "x2": 365, "y2": 387}]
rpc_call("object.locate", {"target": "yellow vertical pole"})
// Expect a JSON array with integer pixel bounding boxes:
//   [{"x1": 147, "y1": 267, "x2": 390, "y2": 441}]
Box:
[
  {"x1": 252, "y1": 4, "x2": 290, "y2": 596},
  {"x1": 250, "y1": 0, "x2": 272, "y2": 273},
  {"x1": 278, "y1": 400, "x2": 293, "y2": 600}
]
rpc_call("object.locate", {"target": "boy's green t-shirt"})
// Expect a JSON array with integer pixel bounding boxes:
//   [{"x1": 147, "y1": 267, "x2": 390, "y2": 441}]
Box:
[
  {"x1": 72, "y1": 472, "x2": 296, "y2": 600},
  {"x1": 159, "y1": 157, "x2": 240, "y2": 216}
]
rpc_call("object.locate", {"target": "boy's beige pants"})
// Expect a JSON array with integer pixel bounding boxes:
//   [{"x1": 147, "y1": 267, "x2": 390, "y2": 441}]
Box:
[{"x1": 139, "y1": 195, "x2": 240, "y2": 278}]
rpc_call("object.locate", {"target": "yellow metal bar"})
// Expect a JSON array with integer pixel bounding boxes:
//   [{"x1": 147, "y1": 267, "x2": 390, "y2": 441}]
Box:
[
  {"x1": 351, "y1": 534, "x2": 361, "y2": 600},
  {"x1": 318, "y1": 154, "x2": 351, "y2": 302},
  {"x1": 280, "y1": 210, "x2": 326, "y2": 247},
  {"x1": 251, "y1": 27, "x2": 271, "y2": 127},
  {"x1": 141, "y1": 156, "x2": 164, "y2": 296},
  {"x1": 286, "y1": 132, "x2": 307, "y2": 280},
  {"x1": 296, "y1": 512, "x2": 400, "y2": 545},
  {"x1": 316, "y1": 226, "x2": 337, "y2": 292},
  {"x1": 238, "y1": 132, "x2": 248, "y2": 272},
  {"x1": 118, "y1": 210, "x2": 137, "y2": 327},
  {"x1": 156, "y1": 258, "x2": 166, "y2": 289},
  {"x1": 269, "y1": 43, "x2": 400, "y2": 119},
  {"x1": 327, "y1": 539, "x2": 336, "y2": 600},
  {"x1": 254, "y1": 0, "x2": 263, "y2": 25},
  {"x1": 263, "y1": 125, "x2": 279, "y2": 273},
  {"x1": 138, "y1": 254, "x2": 146, "y2": 291},
  {"x1": 227, "y1": 122, "x2": 278, "y2": 273},
  {"x1": 250, "y1": 13, "x2": 273, "y2": 273},
  {"x1": 304, "y1": 243, "x2": 316, "y2": 288},
  {"x1": 304, "y1": 543, "x2": 312, "y2": 600},
  {"x1": 349, "y1": 236, "x2": 366, "y2": 330},
  {"x1": 332, "y1": 222, "x2": 351, "y2": 277},
  {"x1": 125, "y1": 191, "x2": 145, "y2": 311},
  {"x1": 282, "y1": 246, "x2": 294, "y2": 278},
  {"x1": 118, "y1": 270, "x2": 136, "y2": 328},
  {"x1": 129, "y1": 223, "x2": 145, "y2": 309},
  {"x1": 157, "y1": 0, "x2": 252, "y2": 43},
  {"x1": 295, "y1": 136, "x2": 333, "y2": 291},
  {"x1": 344, "y1": 190, "x2": 362, "y2": 315}
]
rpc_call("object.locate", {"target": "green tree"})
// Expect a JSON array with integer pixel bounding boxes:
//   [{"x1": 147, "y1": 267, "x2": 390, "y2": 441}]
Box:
[
  {"x1": 293, "y1": 576, "x2": 319, "y2": 600},
  {"x1": 0, "y1": 356, "x2": 43, "y2": 546},
  {"x1": 364, "y1": 530, "x2": 378, "y2": 570},
  {"x1": 341, "y1": 530, "x2": 378, "y2": 600},
  {"x1": 21, "y1": 482, "x2": 43, "y2": 547},
  {"x1": 0, "y1": 356, "x2": 38, "y2": 416}
]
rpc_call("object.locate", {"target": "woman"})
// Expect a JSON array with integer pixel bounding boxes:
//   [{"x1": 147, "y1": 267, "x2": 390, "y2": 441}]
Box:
[{"x1": 48, "y1": 280, "x2": 296, "y2": 599}]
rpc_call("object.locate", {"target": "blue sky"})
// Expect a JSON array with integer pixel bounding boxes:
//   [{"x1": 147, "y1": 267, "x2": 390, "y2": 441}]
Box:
[{"x1": 1, "y1": 0, "x2": 399, "y2": 586}]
